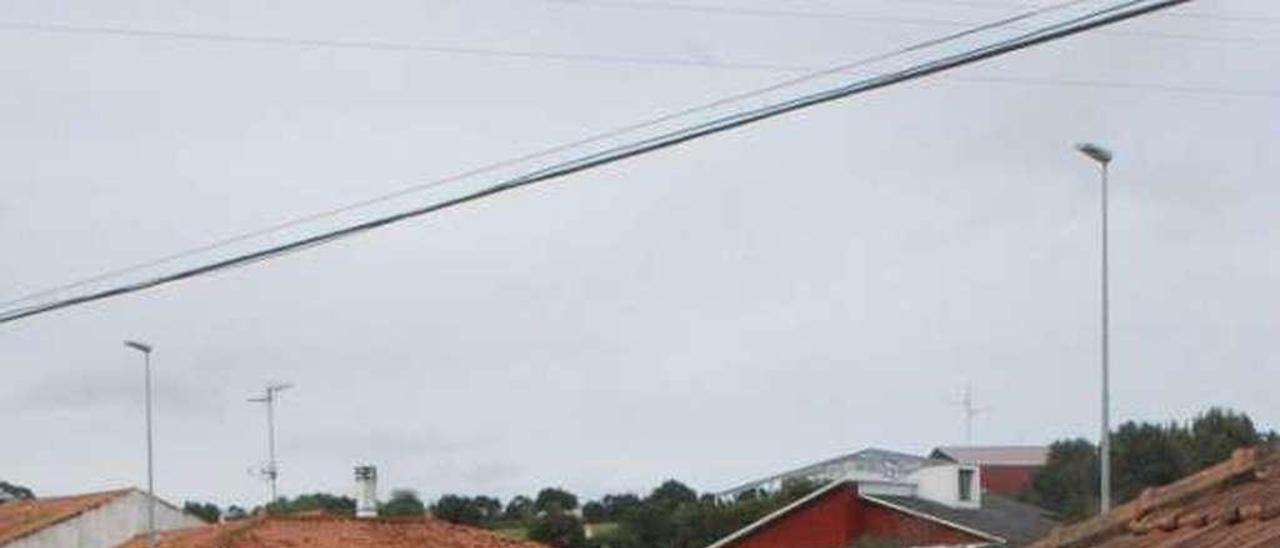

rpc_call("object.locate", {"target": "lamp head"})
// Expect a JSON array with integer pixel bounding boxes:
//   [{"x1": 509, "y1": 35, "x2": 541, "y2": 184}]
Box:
[
  {"x1": 124, "y1": 340, "x2": 153, "y2": 353},
  {"x1": 1075, "y1": 142, "x2": 1113, "y2": 165}
]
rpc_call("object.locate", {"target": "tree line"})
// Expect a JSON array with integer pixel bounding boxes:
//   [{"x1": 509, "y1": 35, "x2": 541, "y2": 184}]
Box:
[
  {"x1": 1022, "y1": 407, "x2": 1276, "y2": 521},
  {"x1": 426, "y1": 477, "x2": 823, "y2": 548}
]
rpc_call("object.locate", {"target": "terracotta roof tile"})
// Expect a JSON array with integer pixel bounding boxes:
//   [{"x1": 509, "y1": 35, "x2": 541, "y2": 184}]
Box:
[
  {"x1": 1030, "y1": 445, "x2": 1280, "y2": 548},
  {"x1": 116, "y1": 514, "x2": 549, "y2": 548},
  {"x1": 0, "y1": 488, "x2": 133, "y2": 544}
]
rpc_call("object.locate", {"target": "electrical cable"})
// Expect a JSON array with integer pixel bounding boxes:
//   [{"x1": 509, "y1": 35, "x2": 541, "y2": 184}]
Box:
[
  {"x1": 0, "y1": 0, "x2": 1192, "y2": 325},
  {"x1": 0, "y1": 0, "x2": 1093, "y2": 309}
]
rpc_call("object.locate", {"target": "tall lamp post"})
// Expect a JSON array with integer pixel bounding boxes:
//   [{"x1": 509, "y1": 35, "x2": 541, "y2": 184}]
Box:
[
  {"x1": 124, "y1": 340, "x2": 157, "y2": 548},
  {"x1": 1075, "y1": 142, "x2": 1113, "y2": 514}
]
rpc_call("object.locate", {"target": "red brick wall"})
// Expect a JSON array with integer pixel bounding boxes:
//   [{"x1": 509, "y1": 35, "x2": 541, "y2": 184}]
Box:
[
  {"x1": 726, "y1": 485, "x2": 987, "y2": 548},
  {"x1": 980, "y1": 465, "x2": 1039, "y2": 495}
]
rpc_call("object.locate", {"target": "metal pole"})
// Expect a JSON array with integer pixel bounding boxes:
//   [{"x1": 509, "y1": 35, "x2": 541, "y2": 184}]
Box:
[
  {"x1": 1099, "y1": 161, "x2": 1111, "y2": 514},
  {"x1": 267, "y1": 389, "x2": 277, "y2": 502},
  {"x1": 144, "y1": 351, "x2": 157, "y2": 548}
]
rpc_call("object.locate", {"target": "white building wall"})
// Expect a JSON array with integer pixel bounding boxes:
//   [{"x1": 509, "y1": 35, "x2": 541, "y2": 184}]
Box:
[
  {"x1": 908, "y1": 464, "x2": 981, "y2": 509},
  {"x1": 5, "y1": 490, "x2": 203, "y2": 548}
]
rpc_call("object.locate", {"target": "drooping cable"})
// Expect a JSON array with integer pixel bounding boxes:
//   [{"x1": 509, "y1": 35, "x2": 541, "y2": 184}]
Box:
[
  {"x1": 0, "y1": 0, "x2": 1192, "y2": 325},
  {"x1": 0, "y1": 0, "x2": 1093, "y2": 310}
]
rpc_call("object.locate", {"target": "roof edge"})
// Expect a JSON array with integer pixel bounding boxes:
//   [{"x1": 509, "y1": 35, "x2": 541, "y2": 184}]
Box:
[
  {"x1": 706, "y1": 480, "x2": 848, "y2": 548},
  {"x1": 0, "y1": 488, "x2": 134, "y2": 544},
  {"x1": 860, "y1": 494, "x2": 1006, "y2": 545}
]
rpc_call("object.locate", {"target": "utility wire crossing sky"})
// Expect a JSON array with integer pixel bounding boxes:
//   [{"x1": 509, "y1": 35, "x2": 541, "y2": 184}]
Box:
[{"x1": 0, "y1": 0, "x2": 1191, "y2": 326}]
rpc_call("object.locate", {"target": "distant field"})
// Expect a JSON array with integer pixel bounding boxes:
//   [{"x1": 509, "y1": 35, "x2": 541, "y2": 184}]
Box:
[
  {"x1": 587, "y1": 521, "x2": 620, "y2": 538},
  {"x1": 492, "y1": 524, "x2": 529, "y2": 540},
  {"x1": 490, "y1": 520, "x2": 620, "y2": 541}
]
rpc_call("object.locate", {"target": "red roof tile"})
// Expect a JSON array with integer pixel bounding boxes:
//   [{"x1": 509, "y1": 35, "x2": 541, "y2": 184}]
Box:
[
  {"x1": 1029, "y1": 445, "x2": 1280, "y2": 548},
  {"x1": 115, "y1": 514, "x2": 549, "y2": 548},
  {"x1": 0, "y1": 488, "x2": 133, "y2": 545}
]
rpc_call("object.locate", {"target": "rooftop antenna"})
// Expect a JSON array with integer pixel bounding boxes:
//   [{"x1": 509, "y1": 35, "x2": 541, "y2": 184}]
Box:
[
  {"x1": 951, "y1": 383, "x2": 988, "y2": 445},
  {"x1": 249, "y1": 382, "x2": 293, "y2": 503}
]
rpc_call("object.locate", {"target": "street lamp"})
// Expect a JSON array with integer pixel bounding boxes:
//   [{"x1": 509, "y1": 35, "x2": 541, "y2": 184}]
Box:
[
  {"x1": 1075, "y1": 142, "x2": 1112, "y2": 514},
  {"x1": 123, "y1": 340, "x2": 157, "y2": 548}
]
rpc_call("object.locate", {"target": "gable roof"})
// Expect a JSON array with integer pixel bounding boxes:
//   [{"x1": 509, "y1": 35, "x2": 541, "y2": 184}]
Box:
[
  {"x1": 932, "y1": 446, "x2": 1049, "y2": 467},
  {"x1": 116, "y1": 513, "x2": 549, "y2": 548},
  {"x1": 0, "y1": 488, "x2": 133, "y2": 545},
  {"x1": 1029, "y1": 445, "x2": 1280, "y2": 548},
  {"x1": 707, "y1": 480, "x2": 849, "y2": 548},
  {"x1": 867, "y1": 493, "x2": 1058, "y2": 546},
  {"x1": 717, "y1": 448, "x2": 946, "y2": 497},
  {"x1": 709, "y1": 480, "x2": 1029, "y2": 548}
]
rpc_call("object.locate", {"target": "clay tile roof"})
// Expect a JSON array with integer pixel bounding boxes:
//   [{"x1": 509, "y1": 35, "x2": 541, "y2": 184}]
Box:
[
  {"x1": 931, "y1": 446, "x2": 1049, "y2": 466},
  {"x1": 1029, "y1": 444, "x2": 1280, "y2": 548},
  {"x1": 115, "y1": 514, "x2": 550, "y2": 548},
  {"x1": 0, "y1": 488, "x2": 134, "y2": 545}
]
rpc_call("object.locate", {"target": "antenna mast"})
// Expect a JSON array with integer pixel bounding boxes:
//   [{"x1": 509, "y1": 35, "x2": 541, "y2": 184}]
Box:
[
  {"x1": 249, "y1": 382, "x2": 293, "y2": 503},
  {"x1": 953, "y1": 383, "x2": 986, "y2": 444}
]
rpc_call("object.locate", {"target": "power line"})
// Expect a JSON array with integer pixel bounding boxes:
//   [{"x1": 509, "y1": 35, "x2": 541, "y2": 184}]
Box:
[
  {"x1": 0, "y1": 0, "x2": 1192, "y2": 325},
  {"x1": 0, "y1": 4, "x2": 1270, "y2": 59},
  {"x1": 17, "y1": 2, "x2": 1272, "y2": 310},
  {"x1": 885, "y1": 0, "x2": 1280, "y2": 24},
  {"x1": 0, "y1": 21, "x2": 804, "y2": 72},
  {"x1": 0, "y1": 0, "x2": 1093, "y2": 309},
  {"x1": 951, "y1": 74, "x2": 1279, "y2": 97},
  {"x1": 547, "y1": 0, "x2": 1279, "y2": 39},
  {"x1": 3, "y1": 76, "x2": 1269, "y2": 316}
]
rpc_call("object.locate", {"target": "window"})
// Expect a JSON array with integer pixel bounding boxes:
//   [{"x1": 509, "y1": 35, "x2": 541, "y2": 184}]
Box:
[{"x1": 958, "y1": 468, "x2": 975, "y2": 501}]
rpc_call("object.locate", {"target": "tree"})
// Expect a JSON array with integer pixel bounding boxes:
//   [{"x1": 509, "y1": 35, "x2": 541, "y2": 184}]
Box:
[
  {"x1": 1190, "y1": 408, "x2": 1265, "y2": 468},
  {"x1": 535, "y1": 487, "x2": 579, "y2": 514},
  {"x1": 582, "y1": 501, "x2": 606, "y2": 523},
  {"x1": 647, "y1": 480, "x2": 697, "y2": 508},
  {"x1": 1026, "y1": 408, "x2": 1276, "y2": 522},
  {"x1": 265, "y1": 493, "x2": 356, "y2": 516},
  {"x1": 183, "y1": 501, "x2": 222, "y2": 523},
  {"x1": 474, "y1": 495, "x2": 503, "y2": 521},
  {"x1": 597, "y1": 478, "x2": 825, "y2": 548},
  {"x1": 528, "y1": 511, "x2": 588, "y2": 548},
  {"x1": 224, "y1": 505, "x2": 249, "y2": 521},
  {"x1": 432, "y1": 495, "x2": 483, "y2": 525},
  {"x1": 1024, "y1": 438, "x2": 1099, "y2": 521},
  {"x1": 381, "y1": 489, "x2": 426, "y2": 517},
  {"x1": 601, "y1": 493, "x2": 642, "y2": 520},
  {"x1": 0, "y1": 481, "x2": 35, "y2": 501},
  {"x1": 505, "y1": 495, "x2": 535, "y2": 520},
  {"x1": 1111, "y1": 421, "x2": 1191, "y2": 502}
]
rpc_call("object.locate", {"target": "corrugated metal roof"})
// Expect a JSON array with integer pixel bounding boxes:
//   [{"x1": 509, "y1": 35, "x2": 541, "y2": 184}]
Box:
[
  {"x1": 932, "y1": 446, "x2": 1049, "y2": 467},
  {"x1": 1029, "y1": 445, "x2": 1280, "y2": 548},
  {"x1": 717, "y1": 448, "x2": 947, "y2": 498}
]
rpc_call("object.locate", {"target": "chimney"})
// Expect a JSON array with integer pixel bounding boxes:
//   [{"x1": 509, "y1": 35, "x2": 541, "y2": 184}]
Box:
[{"x1": 354, "y1": 465, "x2": 378, "y2": 518}]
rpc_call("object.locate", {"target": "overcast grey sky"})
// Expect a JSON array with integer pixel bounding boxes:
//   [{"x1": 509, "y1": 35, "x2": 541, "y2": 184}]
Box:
[{"x1": 2, "y1": 0, "x2": 1277, "y2": 509}]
